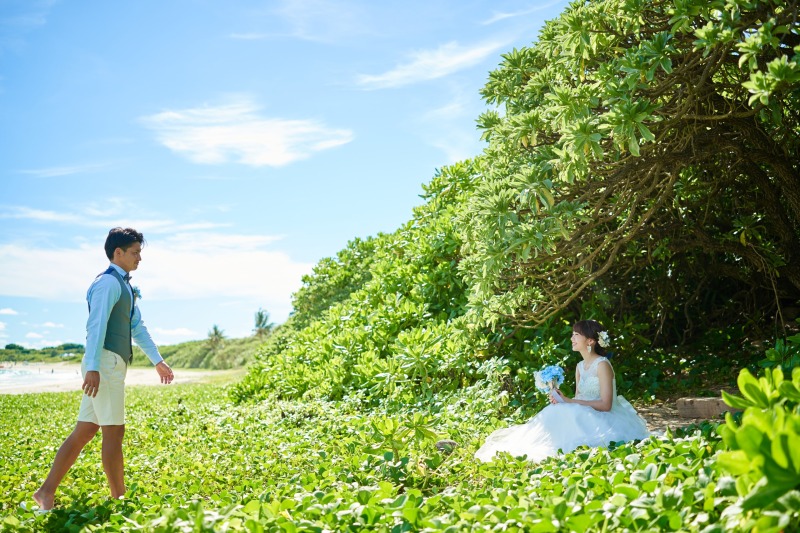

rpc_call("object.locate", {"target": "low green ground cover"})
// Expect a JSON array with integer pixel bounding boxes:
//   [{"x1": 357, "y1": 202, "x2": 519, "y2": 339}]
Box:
[{"x1": 2, "y1": 369, "x2": 797, "y2": 532}]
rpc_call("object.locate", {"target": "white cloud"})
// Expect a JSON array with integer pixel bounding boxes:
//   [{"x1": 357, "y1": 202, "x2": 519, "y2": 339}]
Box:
[
  {"x1": 356, "y1": 41, "x2": 507, "y2": 89},
  {"x1": 20, "y1": 338, "x2": 65, "y2": 349},
  {"x1": 0, "y1": 308, "x2": 18, "y2": 315},
  {"x1": 41, "y1": 322, "x2": 64, "y2": 328},
  {"x1": 139, "y1": 233, "x2": 313, "y2": 304},
  {"x1": 140, "y1": 97, "x2": 353, "y2": 167},
  {"x1": 0, "y1": 233, "x2": 314, "y2": 312},
  {"x1": 0, "y1": 322, "x2": 5, "y2": 330},
  {"x1": 25, "y1": 332, "x2": 43, "y2": 339}
]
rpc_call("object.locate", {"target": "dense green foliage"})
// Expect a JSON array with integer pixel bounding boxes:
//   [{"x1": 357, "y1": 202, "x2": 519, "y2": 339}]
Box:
[{"x1": 2, "y1": 371, "x2": 798, "y2": 531}]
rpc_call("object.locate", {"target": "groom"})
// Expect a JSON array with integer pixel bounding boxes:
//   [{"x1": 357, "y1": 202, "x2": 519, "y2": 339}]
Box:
[{"x1": 33, "y1": 227, "x2": 174, "y2": 511}]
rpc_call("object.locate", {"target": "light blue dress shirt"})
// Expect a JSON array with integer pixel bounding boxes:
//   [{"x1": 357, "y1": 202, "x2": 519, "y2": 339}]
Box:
[{"x1": 84, "y1": 263, "x2": 163, "y2": 371}]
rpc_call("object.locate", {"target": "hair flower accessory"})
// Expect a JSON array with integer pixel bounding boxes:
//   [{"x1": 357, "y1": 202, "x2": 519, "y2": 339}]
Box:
[
  {"x1": 597, "y1": 330, "x2": 610, "y2": 348},
  {"x1": 132, "y1": 286, "x2": 142, "y2": 299}
]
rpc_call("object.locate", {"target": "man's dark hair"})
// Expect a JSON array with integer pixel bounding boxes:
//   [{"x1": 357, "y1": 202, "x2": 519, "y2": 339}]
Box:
[{"x1": 104, "y1": 227, "x2": 145, "y2": 260}]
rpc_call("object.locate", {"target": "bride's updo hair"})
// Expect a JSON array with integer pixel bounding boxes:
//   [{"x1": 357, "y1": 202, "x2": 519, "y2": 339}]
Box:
[{"x1": 573, "y1": 319, "x2": 609, "y2": 357}]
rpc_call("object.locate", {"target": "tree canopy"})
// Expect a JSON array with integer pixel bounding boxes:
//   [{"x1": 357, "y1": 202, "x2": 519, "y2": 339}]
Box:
[{"x1": 463, "y1": 0, "x2": 800, "y2": 343}]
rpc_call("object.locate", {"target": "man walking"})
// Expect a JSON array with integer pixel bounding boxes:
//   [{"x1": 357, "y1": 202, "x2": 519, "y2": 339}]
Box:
[{"x1": 33, "y1": 227, "x2": 174, "y2": 511}]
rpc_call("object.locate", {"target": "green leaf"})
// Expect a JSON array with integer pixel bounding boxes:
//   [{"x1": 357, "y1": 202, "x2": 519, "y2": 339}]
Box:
[
  {"x1": 741, "y1": 476, "x2": 796, "y2": 511},
  {"x1": 628, "y1": 136, "x2": 640, "y2": 156},
  {"x1": 738, "y1": 369, "x2": 770, "y2": 408},
  {"x1": 614, "y1": 483, "x2": 641, "y2": 499},
  {"x1": 717, "y1": 450, "x2": 751, "y2": 475},
  {"x1": 722, "y1": 390, "x2": 753, "y2": 410}
]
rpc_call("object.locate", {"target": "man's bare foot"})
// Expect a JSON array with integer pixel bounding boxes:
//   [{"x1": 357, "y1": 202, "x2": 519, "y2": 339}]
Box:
[{"x1": 32, "y1": 490, "x2": 53, "y2": 511}]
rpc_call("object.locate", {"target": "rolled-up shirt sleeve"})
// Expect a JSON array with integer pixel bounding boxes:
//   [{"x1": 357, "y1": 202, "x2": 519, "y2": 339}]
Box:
[
  {"x1": 132, "y1": 305, "x2": 164, "y2": 366},
  {"x1": 84, "y1": 276, "x2": 121, "y2": 372}
]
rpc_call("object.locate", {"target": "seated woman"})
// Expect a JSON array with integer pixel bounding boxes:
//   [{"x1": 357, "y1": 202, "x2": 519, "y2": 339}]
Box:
[{"x1": 475, "y1": 319, "x2": 650, "y2": 462}]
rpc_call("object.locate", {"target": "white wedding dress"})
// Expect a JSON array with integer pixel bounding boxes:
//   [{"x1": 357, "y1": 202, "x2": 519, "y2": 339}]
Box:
[{"x1": 475, "y1": 357, "x2": 650, "y2": 462}]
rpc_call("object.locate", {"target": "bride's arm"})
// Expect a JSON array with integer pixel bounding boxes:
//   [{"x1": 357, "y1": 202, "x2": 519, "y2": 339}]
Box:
[{"x1": 561, "y1": 362, "x2": 613, "y2": 412}]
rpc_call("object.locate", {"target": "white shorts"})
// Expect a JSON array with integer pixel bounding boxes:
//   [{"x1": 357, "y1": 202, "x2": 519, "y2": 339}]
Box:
[{"x1": 77, "y1": 349, "x2": 128, "y2": 426}]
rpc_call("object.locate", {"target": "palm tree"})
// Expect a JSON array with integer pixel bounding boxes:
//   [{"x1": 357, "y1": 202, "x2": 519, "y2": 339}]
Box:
[
  {"x1": 207, "y1": 324, "x2": 225, "y2": 351},
  {"x1": 253, "y1": 308, "x2": 275, "y2": 338}
]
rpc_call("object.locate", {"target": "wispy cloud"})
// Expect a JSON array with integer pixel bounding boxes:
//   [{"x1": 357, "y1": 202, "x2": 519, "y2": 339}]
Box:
[
  {"x1": 19, "y1": 163, "x2": 111, "y2": 178},
  {"x1": 228, "y1": 32, "x2": 268, "y2": 40},
  {"x1": 275, "y1": 0, "x2": 371, "y2": 43},
  {"x1": 41, "y1": 321, "x2": 64, "y2": 328},
  {"x1": 25, "y1": 332, "x2": 43, "y2": 339},
  {"x1": 0, "y1": 0, "x2": 56, "y2": 27},
  {"x1": 140, "y1": 97, "x2": 353, "y2": 167},
  {"x1": 356, "y1": 41, "x2": 507, "y2": 89},
  {"x1": 0, "y1": 308, "x2": 19, "y2": 315},
  {"x1": 415, "y1": 88, "x2": 486, "y2": 163},
  {"x1": 0, "y1": 0, "x2": 57, "y2": 53},
  {"x1": 482, "y1": 0, "x2": 568, "y2": 25},
  {"x1": 0, "y1": 207, "x2": 86, "y2": 224},
  {"x1": 0, "y1": 203, "x2": 232, "y2": 233},
  {"x1": 0, "y1": 322, "x2": 5, "y2": 330}
]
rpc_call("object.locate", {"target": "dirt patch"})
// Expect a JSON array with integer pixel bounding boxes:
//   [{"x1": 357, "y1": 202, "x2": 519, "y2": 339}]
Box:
[{"x1": 637, "y1": 402, "x2": 714, "y2": 434}]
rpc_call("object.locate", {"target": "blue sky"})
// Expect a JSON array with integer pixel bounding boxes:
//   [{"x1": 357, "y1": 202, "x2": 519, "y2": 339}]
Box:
[{"x1": 0, "y1": 0, "x2": 568, "y2": 348}]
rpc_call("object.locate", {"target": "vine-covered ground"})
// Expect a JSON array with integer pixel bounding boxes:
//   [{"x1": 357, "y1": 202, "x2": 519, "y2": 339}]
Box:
[{"x1": 2, "y1": 376, "x2": 791, "y2": 533}]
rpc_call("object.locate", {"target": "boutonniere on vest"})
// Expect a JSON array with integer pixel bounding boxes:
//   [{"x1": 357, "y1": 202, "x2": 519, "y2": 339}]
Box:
[{"x1": 132, "y1": 286, "x2": 142, "y2": 299}]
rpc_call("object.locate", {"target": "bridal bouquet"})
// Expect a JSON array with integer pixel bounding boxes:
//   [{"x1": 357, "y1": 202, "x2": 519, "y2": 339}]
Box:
[{"x1": 534, "y1": 364, "x2": 565, "y2": 403}]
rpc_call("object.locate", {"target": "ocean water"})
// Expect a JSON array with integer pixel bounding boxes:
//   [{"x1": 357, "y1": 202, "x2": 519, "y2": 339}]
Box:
[{"x1": 0, "y1": 366, "x2": 81, "y2": 390}]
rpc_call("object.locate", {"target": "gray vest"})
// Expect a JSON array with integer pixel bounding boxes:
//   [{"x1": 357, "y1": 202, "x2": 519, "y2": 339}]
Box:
[{"x1": 91, "y1": 267, "x2": 134, "y2": 364}]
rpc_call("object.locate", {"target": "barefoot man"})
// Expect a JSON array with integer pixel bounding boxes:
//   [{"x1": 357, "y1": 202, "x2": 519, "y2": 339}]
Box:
[{"x1": 33, "y1": 227, "x2": 174, "y2": 511}]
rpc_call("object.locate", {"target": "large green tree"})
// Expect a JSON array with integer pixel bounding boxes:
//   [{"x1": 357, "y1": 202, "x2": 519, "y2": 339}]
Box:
[{"x1": 462, "y1": 0, "x2": 800, "y2": 343}]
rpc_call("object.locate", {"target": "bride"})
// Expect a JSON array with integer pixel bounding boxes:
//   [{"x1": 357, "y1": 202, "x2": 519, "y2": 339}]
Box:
[{"x1": 475, "y1": 319, "x2": 650, "y2": 462}]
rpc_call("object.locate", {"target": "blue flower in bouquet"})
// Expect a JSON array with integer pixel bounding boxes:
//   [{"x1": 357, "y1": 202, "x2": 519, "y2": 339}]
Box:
[{"x1": 534, "y1": 364, "x2": 565, "y2": 394}]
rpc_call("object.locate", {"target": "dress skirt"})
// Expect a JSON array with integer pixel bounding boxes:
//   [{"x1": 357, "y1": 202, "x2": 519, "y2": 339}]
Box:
[{"x1": 475, "y1": 395, "x2": 650, "y2": 463}]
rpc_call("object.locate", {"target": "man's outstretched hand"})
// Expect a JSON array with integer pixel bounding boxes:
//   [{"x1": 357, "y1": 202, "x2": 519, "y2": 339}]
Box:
[{"x1": 155, "y1": 361, "x2": 174, "y2": 384}]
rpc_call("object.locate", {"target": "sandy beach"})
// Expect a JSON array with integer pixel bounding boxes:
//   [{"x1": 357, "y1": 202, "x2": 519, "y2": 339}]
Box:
[{"x1": 0, "y1": 362, "x2": 244, "y2": 395}]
